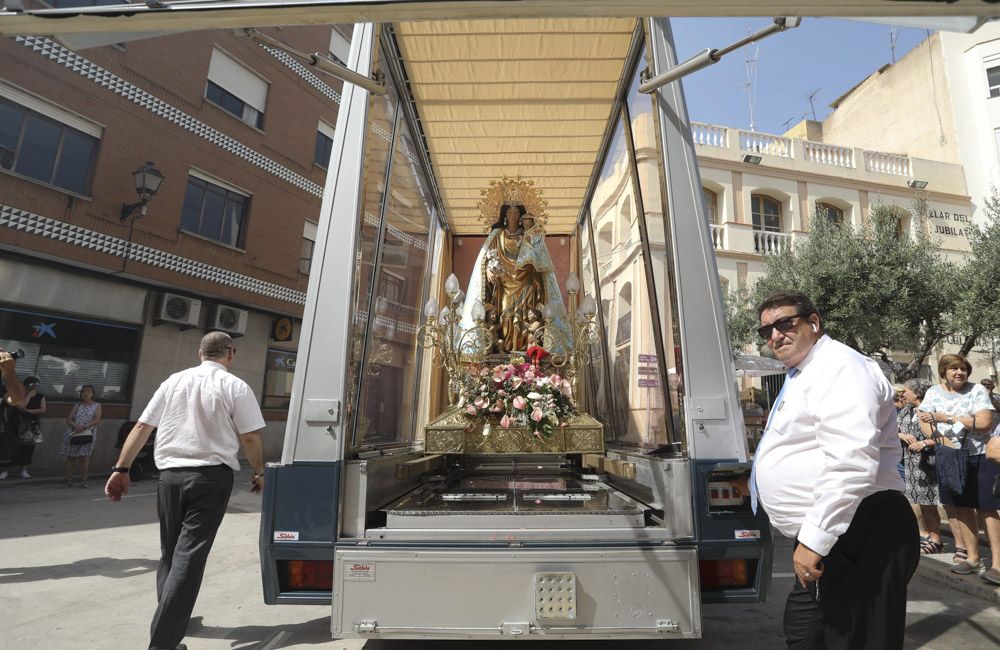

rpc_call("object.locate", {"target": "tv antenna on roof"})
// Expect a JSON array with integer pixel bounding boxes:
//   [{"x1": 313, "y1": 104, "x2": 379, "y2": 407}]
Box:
[
  {"x1": 806, "y1": 88, "x2": 820, "y2": 121},
  {"x1": 742, "y1": 32, "x2": 760, "y2": 132}
]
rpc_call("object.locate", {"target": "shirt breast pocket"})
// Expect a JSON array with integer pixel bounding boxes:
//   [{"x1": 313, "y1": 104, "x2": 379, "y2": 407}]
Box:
[{"x1": 766, "y1": 406, "x2": 794, "y2": 436}]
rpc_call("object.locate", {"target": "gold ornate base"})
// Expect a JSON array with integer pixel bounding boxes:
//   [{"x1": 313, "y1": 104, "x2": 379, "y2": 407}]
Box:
[{"x1": 424, "y1": 408, "x2": 604, "y2": 455}]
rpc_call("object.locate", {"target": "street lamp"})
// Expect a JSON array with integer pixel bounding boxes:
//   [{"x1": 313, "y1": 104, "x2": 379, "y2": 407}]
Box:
[{"x1": 121, "y1": 161, "x2": 165, "y2": 221}]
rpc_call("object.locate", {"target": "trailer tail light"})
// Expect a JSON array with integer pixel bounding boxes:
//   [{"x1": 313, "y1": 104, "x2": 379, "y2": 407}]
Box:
[
  {"x1": 699, "y1": 559, "x2": 753, "y2": 589},
  {"x1": 281, "y1": 560, "x2": 333, "y2": 591}
]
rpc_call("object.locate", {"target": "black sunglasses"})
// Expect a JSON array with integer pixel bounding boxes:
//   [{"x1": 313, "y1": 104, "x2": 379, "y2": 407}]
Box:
[{"x1": 757, "y1": 313, "x2": 807, "y2": 340}]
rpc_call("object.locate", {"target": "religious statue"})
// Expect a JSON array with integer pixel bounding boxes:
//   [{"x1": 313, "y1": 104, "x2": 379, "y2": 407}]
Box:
[{"x1": 460, "y1": 177, "x2": 570, "y2": 354}]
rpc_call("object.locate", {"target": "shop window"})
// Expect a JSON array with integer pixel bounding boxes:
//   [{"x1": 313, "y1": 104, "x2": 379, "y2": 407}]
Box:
[
  {"x1": 815, "y1": 201, "x2": 844, "y2": 226},
  {"x1": 0, "y1": 306, "x2": 139, "y2": 403},
  {"x1": 262, "y1": 348, "x2": 296, "y2": 409},
  {"x1": 751, "y1": 194, "x2": 782, "y2": 232},
  {"x1": 206, "y1": 48, "x2": 267, "y2": 129},
  {"x1": 988, "y1": 64, "x2": 1000, "y2": 98},
  {"x1": 703, "y1": 188, "x2": 719, "y2": 224},
  {"x1": 180, "y1": 174, "x2": 249, "y2": 248},
  {"x1": 0, "y1": 96, "x2": 99, "y2": 196}
]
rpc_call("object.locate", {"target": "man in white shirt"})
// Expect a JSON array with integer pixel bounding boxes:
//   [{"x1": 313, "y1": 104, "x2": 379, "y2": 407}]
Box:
[
  {"x1": 105, "y1": 332, "x2": 266, "y2": 650},
  {"x1": 752, "y1": 291, "x2": 918, "y2": 649}
]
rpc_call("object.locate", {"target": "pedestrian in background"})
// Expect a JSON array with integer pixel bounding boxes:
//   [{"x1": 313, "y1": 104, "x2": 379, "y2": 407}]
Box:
[
  {"x1": 917, "y1": 354, "x2": 997, "y2": 578},
  {"x1": 106, "y1": 331, "x2": 265, "y2": 650},
  {"x1": 61, "y1": 384, "x2": 101, "y2": 488},
  {"x1": 749, "y1": 290, "x2": 917, "y2": 650},
  {"x1": 0, "y1": 348, "x2": 26, "y2": 408},
  {"x1": 0, "y1": 376, "x2": 46, "y2": 480},
  {"x1": 896, "y1": 378, "x2": 942, "y2": 554}
]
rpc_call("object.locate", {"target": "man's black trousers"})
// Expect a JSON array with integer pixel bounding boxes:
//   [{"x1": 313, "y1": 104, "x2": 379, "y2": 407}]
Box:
[
  {"x1": 784, "y1": 489, "x2": 919, "y2": 649},
  {"x1": 149, "y1": 465, "x2": 234, "y2": 650}
]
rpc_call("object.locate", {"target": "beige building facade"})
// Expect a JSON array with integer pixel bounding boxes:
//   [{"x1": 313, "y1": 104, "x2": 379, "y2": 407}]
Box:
[{"x1": 818, "y1": 23, "x2": 1000, "y2": 228}]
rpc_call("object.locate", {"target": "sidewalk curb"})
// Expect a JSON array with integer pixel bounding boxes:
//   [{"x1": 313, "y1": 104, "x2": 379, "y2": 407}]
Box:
[{"x1": 915, "y1": 553, "x2": 1000, "y2": 605}]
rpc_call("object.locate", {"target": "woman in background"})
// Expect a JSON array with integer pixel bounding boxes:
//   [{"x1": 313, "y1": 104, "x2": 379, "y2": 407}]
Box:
[
  {"x1": 61, "y1": 384, "x2": 101, "y2": 488},
  {"x1": 897, "y1": 378, "x2": 941, "y2": 554},
  {"x1": 0, "y1": 376, "x2": 45, "y2": 480},
  {"x1": 918, "y1": 354, "x2": 997, "y2": 579}
]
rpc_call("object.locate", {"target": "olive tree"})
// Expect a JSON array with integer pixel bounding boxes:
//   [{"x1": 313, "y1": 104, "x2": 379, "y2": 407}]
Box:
[{"x1": 724, "y1": 201, "x2": 958, "y2": 379}]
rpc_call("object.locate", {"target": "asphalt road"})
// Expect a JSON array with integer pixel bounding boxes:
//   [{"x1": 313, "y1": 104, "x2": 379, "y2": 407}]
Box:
[{"x1": 1, "y1": 472, "x2": 998, "y2": 649}]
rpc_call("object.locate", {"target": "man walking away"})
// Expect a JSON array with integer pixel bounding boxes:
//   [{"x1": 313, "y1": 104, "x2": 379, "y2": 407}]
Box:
[
  {"x1": 106, "y1": 332, "x2": 266, "y2": 650},
  {"x1": 746, "y1": 290, "x2": 918, "y2": 649}
]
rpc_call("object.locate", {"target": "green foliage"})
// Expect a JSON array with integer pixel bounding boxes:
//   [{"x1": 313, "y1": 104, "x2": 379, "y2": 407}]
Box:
[
  {"x1": 724, "y1": 201, "x2": 958, "y2": 377},
  {"x1": 951, "y1": 192, "x2": 1000, "y2": 353}
]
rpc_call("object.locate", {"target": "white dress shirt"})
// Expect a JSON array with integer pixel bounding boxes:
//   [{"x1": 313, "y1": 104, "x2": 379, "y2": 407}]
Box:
[
  {"x1": 754, "y1": 335, "x2": 903, "y2": 556},
  {"x1": 139, "y1": 360, "x2": 266, "y2": 471}
]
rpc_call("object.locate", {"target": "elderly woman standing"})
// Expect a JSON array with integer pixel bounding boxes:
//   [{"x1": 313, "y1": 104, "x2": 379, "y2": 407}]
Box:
[
  {"x1": 897, "y1": 378, "x2": 941, "y2": 553},
  {"x1": 918, "y1": 354, "x2": 998, "y2": 580}
]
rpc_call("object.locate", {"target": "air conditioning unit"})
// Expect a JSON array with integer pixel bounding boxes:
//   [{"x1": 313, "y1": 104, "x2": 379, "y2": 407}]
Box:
[
  {"x1": 154, "y1": 293, "x2": 201, "y2": 329},
  {"x1": 208, "y1": 304, "x2": 249, "y2": 337}
]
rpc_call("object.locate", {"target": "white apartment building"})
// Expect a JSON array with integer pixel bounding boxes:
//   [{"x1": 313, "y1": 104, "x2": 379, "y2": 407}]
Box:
[{"x1": 818, "y1": 23, "x2": 1000, "y2": 227}]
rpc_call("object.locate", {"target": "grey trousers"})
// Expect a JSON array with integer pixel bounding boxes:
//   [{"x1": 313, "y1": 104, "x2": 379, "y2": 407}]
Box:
[{"x1": 149, "y1": 465, "x2": 234, "y2": 650}]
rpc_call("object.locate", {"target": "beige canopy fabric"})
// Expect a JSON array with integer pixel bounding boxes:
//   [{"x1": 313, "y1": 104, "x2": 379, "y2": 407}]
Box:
[{"x1": 394, "y1": 18, "x2": 637, "y2": 234}]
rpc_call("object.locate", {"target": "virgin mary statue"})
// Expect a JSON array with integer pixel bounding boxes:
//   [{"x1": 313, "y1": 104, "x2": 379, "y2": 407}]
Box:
[{"x1": 460, "y1": 177, "x2": 570, "y2": 354}]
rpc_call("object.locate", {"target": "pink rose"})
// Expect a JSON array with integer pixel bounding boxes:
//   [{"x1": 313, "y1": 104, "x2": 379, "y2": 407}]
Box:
[
  {"x1": 550, "y1": 374, "x2": 562, "y2": 384},
  {"x1": 474, "y1": 396, "x2": 488, "y2": 409},
  {"x1": 512, "y1": 396, "x2": 527, "y2": 410},
  {"x1": 531, "y1": 407, "x2": 544, "y2": 422},
  {"x1": 497, "y1": 389, "x2": 507, "y2": 397},
  {"x1": 466, "y1": 404, "x2": 477, "y2": 415},
  {"x1": 500, "y1": 414, "x2": 511, "y2": 428},
  {"x1": 491, "y1": 400, "x2": 504, "y2": 412},
  {"x1": 524, "y1": 369, "x2": 535, "y2": 380}
]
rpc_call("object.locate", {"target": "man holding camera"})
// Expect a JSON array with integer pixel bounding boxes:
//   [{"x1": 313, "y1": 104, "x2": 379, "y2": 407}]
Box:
[{"x1": 0, "y1": 348, "x2": 26, "y2": 408}]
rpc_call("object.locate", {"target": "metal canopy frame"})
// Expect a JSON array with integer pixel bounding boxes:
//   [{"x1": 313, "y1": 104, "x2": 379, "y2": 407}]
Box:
[{"x1": 1, "y1": 0, "x2": 995, "y2": 38}]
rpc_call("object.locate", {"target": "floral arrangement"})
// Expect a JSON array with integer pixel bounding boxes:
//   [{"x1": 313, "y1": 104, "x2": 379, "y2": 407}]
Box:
[{"x1": 457, "y1": 356, "x2": 576, "y2": 439}]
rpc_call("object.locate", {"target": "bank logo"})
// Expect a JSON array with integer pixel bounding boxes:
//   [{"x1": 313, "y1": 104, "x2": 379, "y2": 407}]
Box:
[{"x1": 32, "y1": 322, "x2": 56, "y2": 339}]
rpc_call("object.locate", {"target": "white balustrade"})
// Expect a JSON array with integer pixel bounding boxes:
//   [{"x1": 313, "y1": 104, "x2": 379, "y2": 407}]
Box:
[
  {"x1": 753, "y1": 230, "x2": 791, "y2": 255},
  {"x1": 739, "y1": 130, "x2": 793, "y2": 158},
  {"x1": 691, "y1": 122, "x2": 729, "y2": 148},
  {"x1": 863, "y1": 150, "x2": 911, "y2": 177},
  {"x1": 802, "y1": 141, "x2": 854, "y2": 168},
  {"x1": 709, "y1": 223, "x2": 724, "y2": 250}
]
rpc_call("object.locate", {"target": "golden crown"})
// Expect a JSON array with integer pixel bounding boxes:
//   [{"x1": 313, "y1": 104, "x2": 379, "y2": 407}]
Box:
[{"x1": 477, "y1": 176, "x2": 548, "y2": 232}]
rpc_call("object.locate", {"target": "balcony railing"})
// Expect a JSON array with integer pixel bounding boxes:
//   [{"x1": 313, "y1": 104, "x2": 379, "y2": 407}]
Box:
[
  {"x1": 863, "y1": 150, "x2": 911, "y2": 177},
  {"x1": 802, "y1": 141, "x2": 853, "y2": 168},
  {"x1": 709, "y1": 223, "x2": 724, "y2": 249},
  {"x1": 753, "y1": 230, "x2": 791, "y2": 255},
  {"x1": 688, "y1": 123, "x2": 920, "y2": 180},
  {"x1": 691, "y1": 122, "x2": 728, "y2": 148},
  {"x1": 739, "y1": 130, "x2": 793, "y2": 158}
]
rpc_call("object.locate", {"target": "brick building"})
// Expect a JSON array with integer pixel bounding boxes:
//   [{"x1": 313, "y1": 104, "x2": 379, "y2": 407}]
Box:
[{"x1": 0, "y1": 25, "x2": 351, "y2": 474}]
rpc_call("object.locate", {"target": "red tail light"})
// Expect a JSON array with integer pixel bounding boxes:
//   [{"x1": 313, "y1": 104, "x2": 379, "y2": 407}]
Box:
[
  {"x1": 282, "y1": 560, "x2": 333, "y2": 590},
  {"x1": 699, "y1": 559, "x2": 752, "y2": 589}
]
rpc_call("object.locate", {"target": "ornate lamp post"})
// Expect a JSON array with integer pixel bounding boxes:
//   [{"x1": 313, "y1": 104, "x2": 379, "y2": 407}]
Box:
[
  {"x1": 121, "y1": 161, "x2": 165, "y2": 221},
  {"x1": 418, "y1": 273, "x2": 495, "y2": 405},
  {"x1": 533, "y1": 272, "x2": 599, "y2": 396}
]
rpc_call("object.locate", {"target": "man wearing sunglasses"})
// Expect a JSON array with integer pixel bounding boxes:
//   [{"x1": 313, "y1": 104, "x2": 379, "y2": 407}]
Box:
[{"x1": 751, "y1": 290, "x2": 918, "y2": 650}]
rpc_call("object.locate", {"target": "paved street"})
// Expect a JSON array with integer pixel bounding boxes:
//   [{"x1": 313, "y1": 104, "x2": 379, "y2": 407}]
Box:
[{"x1": 1, "y1": 472, "x2": 998, "y2": 649}]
